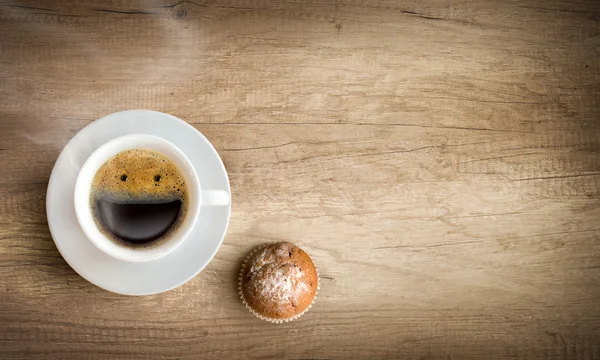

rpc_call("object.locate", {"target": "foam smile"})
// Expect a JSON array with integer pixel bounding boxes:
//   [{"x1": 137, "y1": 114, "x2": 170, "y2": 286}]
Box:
[{"x1": 95, "y1": 200, "x2": 182, "y2": 244}]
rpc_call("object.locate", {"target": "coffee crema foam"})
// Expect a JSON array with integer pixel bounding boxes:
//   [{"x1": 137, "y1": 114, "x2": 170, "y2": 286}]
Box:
[{"x1": 90, "y1": 149, "x2": 189, "y2": 248}]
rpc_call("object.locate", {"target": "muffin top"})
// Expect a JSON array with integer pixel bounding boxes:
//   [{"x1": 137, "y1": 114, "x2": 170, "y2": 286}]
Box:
[{"x1": 240, "y1": 242, "x2": 318, "y2": 320}]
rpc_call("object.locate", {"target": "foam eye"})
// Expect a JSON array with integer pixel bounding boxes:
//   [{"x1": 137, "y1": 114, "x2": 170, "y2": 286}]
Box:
[
  {"x1": 154, "y1": 175, "x2": 161, "y2": 182},
  {"x1": 120, "y1": 175, "x2": 128, "y2": 181}
]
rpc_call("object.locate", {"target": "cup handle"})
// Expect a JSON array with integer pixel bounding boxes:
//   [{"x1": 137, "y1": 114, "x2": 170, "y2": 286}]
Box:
[{"x1": 202, "y1": 189, "x2": 230, "y2": 206}]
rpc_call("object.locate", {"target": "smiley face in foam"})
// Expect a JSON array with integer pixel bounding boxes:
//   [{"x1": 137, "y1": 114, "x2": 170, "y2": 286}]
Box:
[{"x1": 90, "y1": 149, "x2": 189, "y2": 247}]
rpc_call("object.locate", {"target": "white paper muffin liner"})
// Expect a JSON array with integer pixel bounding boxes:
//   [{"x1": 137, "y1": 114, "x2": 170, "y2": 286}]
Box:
[{"x1": 238, "y1": 243, "x2": 319, "y2": 323}]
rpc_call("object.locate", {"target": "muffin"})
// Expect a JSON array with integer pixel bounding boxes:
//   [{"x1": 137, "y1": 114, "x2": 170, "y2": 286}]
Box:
[{"x1": 239, "y1": 242, "x2": 319, "y2": 323}]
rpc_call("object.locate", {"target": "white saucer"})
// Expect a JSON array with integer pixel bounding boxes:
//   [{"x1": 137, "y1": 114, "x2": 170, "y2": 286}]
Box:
[{"x1": 46, "y1": 110, "x2": 231, "y2": 295}]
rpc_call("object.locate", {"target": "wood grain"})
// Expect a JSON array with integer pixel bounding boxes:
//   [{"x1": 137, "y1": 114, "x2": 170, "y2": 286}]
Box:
[{"x1": 1, "y1": 0, "x2": 600, "y2": 358}]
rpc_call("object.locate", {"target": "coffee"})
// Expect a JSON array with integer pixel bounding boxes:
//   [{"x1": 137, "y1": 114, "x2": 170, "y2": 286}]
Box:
[{"x1": 90, "y1": 149, "x2": 189, "y2": 247}]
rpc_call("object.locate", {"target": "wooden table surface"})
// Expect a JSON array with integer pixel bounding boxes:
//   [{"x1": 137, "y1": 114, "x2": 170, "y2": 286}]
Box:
[{"x1": 1, "y1": 0, "x2": 600, "y2": 358}]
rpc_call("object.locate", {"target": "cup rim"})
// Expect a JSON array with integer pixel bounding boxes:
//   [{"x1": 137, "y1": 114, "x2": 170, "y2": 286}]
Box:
[{"x1": 73, "y1": 134, "x2": 201, "y2": 262}]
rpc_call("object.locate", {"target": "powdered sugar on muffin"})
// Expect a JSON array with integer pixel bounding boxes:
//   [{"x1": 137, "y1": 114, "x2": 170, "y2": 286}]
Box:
[{"x1": 239, "y1": 242, "x2": 318, "y2": 322}]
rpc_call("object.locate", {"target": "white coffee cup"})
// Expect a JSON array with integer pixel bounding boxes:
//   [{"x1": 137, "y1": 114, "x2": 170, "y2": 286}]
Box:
[{"x1": 74, "y1": 134, "x2": 229, "y2": 262}]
